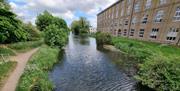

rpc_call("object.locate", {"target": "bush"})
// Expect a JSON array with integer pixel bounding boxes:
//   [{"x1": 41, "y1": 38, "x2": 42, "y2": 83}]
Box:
[
  {"x1": 135, "y1": 55, "x2": 180, "y2": 91},
  {"x1": 23, "y1": 23, "x2": 41, "y2": 41},
  {"x1": 0, "y1": 8, "x2": 28, "y2": 43},
  {"x1": 95, "y1": 32, "x2": 112, "y2": 45},
  {"x1": 44, "y1": 25, "x2": 68, "y2": 48}
]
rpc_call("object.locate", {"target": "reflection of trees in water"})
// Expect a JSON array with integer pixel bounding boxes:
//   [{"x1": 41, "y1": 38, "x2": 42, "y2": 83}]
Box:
[{"x1": 72, "y1": 35, "x2": 90, "y2": 45}]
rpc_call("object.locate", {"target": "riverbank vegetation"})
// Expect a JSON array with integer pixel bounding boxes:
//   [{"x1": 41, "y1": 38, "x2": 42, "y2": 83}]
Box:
[
  {"x1": 71, "y1": 17, "x2": 90, "y2": 35},
  {"x1": 95, "y1": 32, "x2": 180, "y2": 90},
  {"x1": 16, "y1": 45, "x2": 61, "y2": 91}
]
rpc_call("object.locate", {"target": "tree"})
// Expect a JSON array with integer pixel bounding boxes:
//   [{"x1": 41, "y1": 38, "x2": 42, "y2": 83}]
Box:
[
  {"x1": 35, "y1": 10, "x2": 53, "y2": 31},
  {"x1": 0, "y1": 0, "x2": 10, "y2": 10},
  {"x1": 44, "y1": 24, "x2": 68, "y2": 48},
  {"x1": 0, "y1": 8, "x2": 28, "y2": 43},
  {"x1": 71, "y1": 17, "x2": 90, "y2": 35},
  {"x1": 23, "y1": 22, "x2": 41, "y2": 41}
]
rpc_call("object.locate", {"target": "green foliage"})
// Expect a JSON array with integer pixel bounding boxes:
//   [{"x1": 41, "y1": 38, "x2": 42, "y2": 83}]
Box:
[
  {"x1": 0, "y1": 46, "x2": 16, "y2": 56},
  {"x1": 135, "y1": 55, "x2": 180, "y2": 91},
  {"x1": 111, "y1": 37, "x2": 180, "y2": 90},
  {"x1": 16, "y1": 45, "x2": 60, "y2": 91},
  {"x1": 36, "y1": 10, "x2": 68, "y2": 32},
  {"x1": 44, "y1": 25, "x2": 68, "y2": 48},
  {"x1": 71, "y1": 17, "x2": 90, "y2": 35},
  {"x1": 95, "y1": 32, "x2": 112, "y2": 45},
  {"x1": 0, "y1": 61, "x2": 17, "y2": 87},
  {"x1": 0, "y1": 8, "x2": 28, "y2": 43},
  {"x1": 35, "y1": 10, "x2": 53, "y2": 31},
  {"x1": 0, "y1": 0, "x2": 10, "y2": 10},
  {"x1": 23, "y1": 22, "x2": 41, "y2": 41},
  {"x1": 8, "y1": 40, "x2": 43, "y2": 52}
]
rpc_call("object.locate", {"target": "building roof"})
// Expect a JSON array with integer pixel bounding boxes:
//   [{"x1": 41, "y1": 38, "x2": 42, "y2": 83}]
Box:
[{"x1": 97, "y1": 0, "x2": 123, "y2": 16}]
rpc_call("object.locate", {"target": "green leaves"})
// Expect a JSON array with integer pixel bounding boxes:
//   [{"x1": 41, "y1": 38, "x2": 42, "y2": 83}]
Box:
[
  {"x1": 95, "y1": 31, "x2": 112, "y2": 45},
  {"x1": 44, "y1": 24, "x2": 68, "y2": 48}
]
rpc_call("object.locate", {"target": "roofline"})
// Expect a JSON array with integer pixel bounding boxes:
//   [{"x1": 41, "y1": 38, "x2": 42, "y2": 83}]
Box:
[{"x1": 97, "y1": 0, "x2": 123, "y2": 16}]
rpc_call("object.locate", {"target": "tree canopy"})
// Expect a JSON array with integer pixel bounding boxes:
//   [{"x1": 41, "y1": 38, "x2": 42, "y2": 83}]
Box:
[{"x1": 71, "y1": 17, "x2": 90, "y2": 35}]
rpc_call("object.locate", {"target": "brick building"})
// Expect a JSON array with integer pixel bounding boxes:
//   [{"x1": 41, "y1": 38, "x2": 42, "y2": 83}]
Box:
[{"x1": 97, "y1": 0, "x2": 180, "y2": 45}]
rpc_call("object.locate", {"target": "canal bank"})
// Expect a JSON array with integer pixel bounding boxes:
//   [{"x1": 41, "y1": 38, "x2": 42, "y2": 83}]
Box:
[{"x1": 49, "y1": 33, "x2": 137, "y2": 91}]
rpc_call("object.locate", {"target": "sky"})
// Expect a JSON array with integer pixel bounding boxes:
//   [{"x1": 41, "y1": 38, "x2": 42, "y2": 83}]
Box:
[{"x1": 8, "y1": 0, "x2": 118, "y2": 27}]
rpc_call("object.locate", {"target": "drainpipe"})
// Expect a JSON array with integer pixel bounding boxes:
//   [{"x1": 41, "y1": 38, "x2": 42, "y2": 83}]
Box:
[{"x1": 127, "y1": 0, "x2": 136, "y2": 38}]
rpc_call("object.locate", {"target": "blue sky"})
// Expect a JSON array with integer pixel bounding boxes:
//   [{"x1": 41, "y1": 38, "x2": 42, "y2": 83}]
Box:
[{"x1": 8, "y1": 0, "x2": 117, "y2": 27}]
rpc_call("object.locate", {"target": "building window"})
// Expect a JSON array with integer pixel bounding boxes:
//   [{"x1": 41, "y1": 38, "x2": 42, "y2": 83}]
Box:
[
  {"x1": 132, "y1": 17, "x2": 137, "y2": 25},
  {"x1": 145, "y1": 0, "x2": 151, "y2": 9},
  {"x1": 142, "y1": 14, "x2": 148, "y2": 24},
  {"x1": 139, "y1": 29, "x2": 144, "y2": 37},
  {"x1": 130, "y1": 29, "x2": 135, "y2": 36},
  {"x1": 125, "y1": 19, "x2": 128, "y2": 25},
  {"x1": 124, "y1": 29, "x2": 127, "y2": 36},
  {"x1": 116, "y1": 4, "x2": 119, "y2": 18},
  {"x1": 150, "y1": 28, "x2": 159, "y2": 39},
  {"x1": 127, "y1": 0, "x2": 131, "y2": 5},
  {"x1": 166, "y1": 28, "x2": 179, "y2": 41},
  {"x1": 154, "y1": 10, "x2": 164, "y2": 23},
  {"x1": 173, "y1": 6, "x2": 180, "y2": 21},
  {"x1": 160, "y1": 0, "x2": 166, "y2": 5},
  {"x1": 118, "y1": 29, "x2": 122, "y2": 36},
  {"x1": 134, "y1": 2, "x2": 140, "y2": 12},
  {"x1": 127, "y1": 6, "x2": 131, "y2": 15}
]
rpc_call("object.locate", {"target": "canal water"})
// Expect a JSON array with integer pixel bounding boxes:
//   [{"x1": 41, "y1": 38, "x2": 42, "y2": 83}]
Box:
[{"x1": 49, "y1": 33, "x2": 137, "y2": 91}]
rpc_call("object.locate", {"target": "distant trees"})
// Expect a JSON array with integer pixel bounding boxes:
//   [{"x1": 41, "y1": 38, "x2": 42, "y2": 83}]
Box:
[{"x1": 71, "y1": 17, "x2": 90, "y2": 35}]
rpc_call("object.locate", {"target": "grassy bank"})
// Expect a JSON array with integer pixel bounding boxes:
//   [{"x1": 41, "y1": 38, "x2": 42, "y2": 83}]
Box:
[
  {"x1": 0, "y1": 61, "x2": 17, "y2": 88},
  {"x1": 8, "y1": 40, "x2": 43, "y2": 52},
  {"x1": 0, "y1": 47, "x2": 16, "y2": 56},
  {"x1": 16, "y1": 45, "x2": 61, "y2": 91},
  {"x1": 111, "y1": 37, "x2": 180, "y2": 90}
]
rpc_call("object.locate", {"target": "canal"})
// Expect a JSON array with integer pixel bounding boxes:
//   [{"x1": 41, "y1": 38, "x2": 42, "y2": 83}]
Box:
[{"x1": 49, "y1": 33, "x2": 137, "y2": 91}]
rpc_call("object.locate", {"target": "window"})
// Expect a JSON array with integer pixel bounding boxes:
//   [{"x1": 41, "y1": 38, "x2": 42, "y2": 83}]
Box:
[
  {"x1": 124, "y1": 29, "x2": 127, "y2": 36},
  {"x1": 125, "y1": 19, "x2": 128, "y2": 25},
  {"x1": 116, "y1": 4, "x2": 119, "y2": 18},
  {"x1": 134, "y1": 2, "x2": 140, "y2": 12},
  {"x1": 160, "y1": 0, "x2": 166, "y2": 5},
  {"x1": 130, "y1": 29, "x2": 135, "y2": 36},
  {"x1": 166, "y1": 28, "x2": 179, "y2": 41},
  {"x1": 142, "y1": 14, "x2": 148, "y2": 24},
  {"x1": 127, "y1": 6, "x2": 131, "y2": 15},
  {"x1": 173, "y1": 6, "x2": 180, "y2": 21},
  {"x1": 154, "y1": 10, "x2": 164, "y2": 23},
  {"x1": 146, "y1": 0, "x2": 151, "y2": 9},
  {"x1": 118, "y1": 29, "x2": 122, "y2": 36},
  {"x1": 127, "y1": 0, "x2": 131, "y2": 5},
  {"x1": 139, "y1": 29, "x2": 144, "y2": 37},
  {"x1": 132, "y1": 17, "x2": 137, "y2": 25},
  {"x1": 150, "y1": 28, "x2": 159, "y2": 39}
]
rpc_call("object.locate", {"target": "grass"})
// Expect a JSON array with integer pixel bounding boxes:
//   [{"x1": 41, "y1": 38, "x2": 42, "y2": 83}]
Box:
[
  {"x1": 0, "y1": 47, "x2": 16, "y2": 56},
  {"x1": 0, "y1": 61, "x2": 17, "y2": 88},
  {"x1": 8, "y1": 40, "x2": 44, "y2": 52},
  {"x1": 16, "y1": 45, "x2": 61, "y2": 91},
  {"x1": 112, "y1": 37, "x2": 180, "y2": 57},
  {"x1": 111, "y1": 37, "x2": 180, "y2": 90}
]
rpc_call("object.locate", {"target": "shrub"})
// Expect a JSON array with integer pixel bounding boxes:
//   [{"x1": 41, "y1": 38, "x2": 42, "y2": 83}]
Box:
[
  {"x1": 23, "y1": 23, "x2": 41, "y2": 41},
  {"x1": 135, "y1": 55, "x2": 180, "y2": 91},
  {"x1": 0, "y1": 8, "x2": 28, "y2": 43},
  {"x1": 95, "y1": 32, "x2": 112, "y2": 45},
  {"x1": 44, "y1": 24, "x2": 68, "y2": 48}
]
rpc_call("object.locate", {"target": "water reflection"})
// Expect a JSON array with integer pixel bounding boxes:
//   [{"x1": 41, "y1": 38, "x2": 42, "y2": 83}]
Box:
[{"x1": 49, "y1": 33, "x2": 136, "y2": 91}]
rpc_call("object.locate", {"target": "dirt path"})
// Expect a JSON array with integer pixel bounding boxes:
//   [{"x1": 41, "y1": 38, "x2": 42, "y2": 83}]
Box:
[{"x1": 1, "y1": 48, "x2": 39, "y2": 91}]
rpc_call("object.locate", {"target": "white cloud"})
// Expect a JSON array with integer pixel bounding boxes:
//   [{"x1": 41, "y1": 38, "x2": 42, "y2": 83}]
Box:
[{"x1": 9, "y1": 0, "x2": 118, "y2": 27}]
